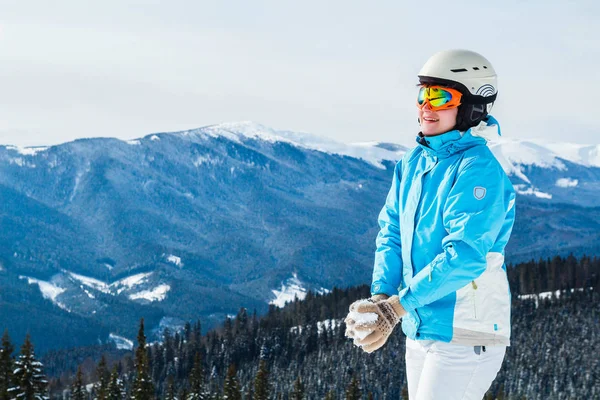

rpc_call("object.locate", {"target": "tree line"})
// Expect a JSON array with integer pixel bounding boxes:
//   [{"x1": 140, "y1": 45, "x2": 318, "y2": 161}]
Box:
[{"x1": 3, "y1": 254, "x2": 598, "y2": 399}]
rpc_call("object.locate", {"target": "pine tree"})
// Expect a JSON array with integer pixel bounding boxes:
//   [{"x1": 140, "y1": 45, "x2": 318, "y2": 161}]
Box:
[
  {"x1": 188, "y1": 352, "x2": 207, "y2": 399},
  {"x1": 71, "y1": 366, "x2": 86, "y2": 400},
  {"x1": 243, "y1": 382, "x2": 253, "y2": 400},
  {"x1": 94, "y1": 355, "x2": 110, "y2": 400},
  {"x1": 496, "y1": 384, "x2": 506, "y2": 400},
  {"x1": 0, "y1": 330, "x2": 14, "y2": 400},
  {"x1": 401, "y1": 385, "x2": 409, "y2": 400},
  {"x1": 290, "y1": 376, "x2": 304, "y2": 400},
  {"x1": 165, "y1": 375, "x2": 177, "y2": 400},
  {"x1": 131, "y1": 319, "x2": 154, "y2": 400},
  {"x1": 253, "y1": 360, "x2": 270, "y2": 400},
  {"x1": 222, "y1": 364, "x2": 241, "y2": 400},
  {"x1": 107, "y1": 365, "x2": 125, "y2": 400},
  {"x1": 9, "y1": 334, "x2": 49, "y2": 400},
  {"x1": 324, "y1": 390, "x2": 336, "y2": 400},
  {"x1": 207, "y1": 366, "x2": 219, "y2": 399},
  {"x1": 345, "y1": 375, "x2": 361, "y2": 400},
  {"x1": 178, "y1": 387, "x2": 188, "y2": 400}
]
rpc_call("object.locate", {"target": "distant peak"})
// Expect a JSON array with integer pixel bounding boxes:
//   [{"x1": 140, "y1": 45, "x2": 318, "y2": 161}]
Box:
[{"x1": 197, "y1": 122, "x2": 408, "y2": 168}]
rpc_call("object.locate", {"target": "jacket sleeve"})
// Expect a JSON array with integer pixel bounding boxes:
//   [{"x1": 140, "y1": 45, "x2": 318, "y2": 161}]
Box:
[
  {"x1": 399, "y1": 154, "x2": 515, "y2": 312},
  {"x1": 371, "y1": 161, "x2": 403, "y2": 297}
]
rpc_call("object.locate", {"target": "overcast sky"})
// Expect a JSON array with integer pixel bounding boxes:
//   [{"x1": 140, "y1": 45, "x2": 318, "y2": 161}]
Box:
[{"x1": 1, "y1": 0, "x2": 598, "y2": 147}]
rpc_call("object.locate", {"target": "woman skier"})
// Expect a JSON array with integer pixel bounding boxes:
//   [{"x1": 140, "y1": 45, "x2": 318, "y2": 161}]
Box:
[{"x1": 345, "y1": 49, "x2": 516, "y2": 399}]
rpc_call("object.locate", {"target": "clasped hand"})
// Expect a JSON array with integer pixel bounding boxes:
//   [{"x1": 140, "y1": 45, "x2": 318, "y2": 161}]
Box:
[{"x1": 344, "y1": 294, "x2": 406, "y2": 353}]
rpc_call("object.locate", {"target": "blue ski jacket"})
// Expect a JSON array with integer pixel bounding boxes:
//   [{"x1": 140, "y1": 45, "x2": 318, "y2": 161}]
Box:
[{"x1": 371, "y1": 116, "x2": 516, "y2": 346}]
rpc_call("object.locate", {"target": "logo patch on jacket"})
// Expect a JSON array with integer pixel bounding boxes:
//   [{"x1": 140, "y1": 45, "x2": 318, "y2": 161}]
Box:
[{"x1": 473, "y1": 187, "x2": 486, "y2": 200}]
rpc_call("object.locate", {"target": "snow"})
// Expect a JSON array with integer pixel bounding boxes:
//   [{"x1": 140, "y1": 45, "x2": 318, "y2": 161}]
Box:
[
  {"x1": 517, "y1": 287, "x2": 592, "y2": 308},
  {"x1": 9, "y1": 158, "x2": 25, "y2": 167},
  {"x1": 128, "y1": 284, "x2": 170, "y2": 302},
  {"x1": 519, "y1": 290, "x2": 562, "y2": 301},
  {"x1": 198, "y1": 122, "x2": 407, "y2": 169},
  {"x1": 101, "y1": 121, "x2": 599, "y2": 174},
  {"x1": 193, "y1": 155, "x2": 220, "y2": 167},
  {"x1": 69, "y1": 168, "x2": 87, "y2": 202},
  {"x1": 165, "y1": 254, "x2": 183, "y2": 267},
  {"x1": 316, "y1": 319, "x2": 341, "y2": 334},
  {"x1": 67, "y1": 271, "x2": 111, "y2": 294},
  {"x1": 270, "y1": 273, "x2": 308, "y2": 307},
  {"x1": 109, "y1": 333, "x2": 134, "y2": 350},
  {"x1": 19, "y1": 276, "x2": 65, "y2": 301},
  {"x1": 489, "y1": 139, "x2": 600, "y2": 188},
  {"x1": 513, "y1": 184, "x2": 553, "y2": 199},
  {"x1": 270, "y1": 273, "x2": 329, "y2": 307},
  {"x1": 290, "y1": 319, "x2": 342, "y2": 336},
  {"x1": 113, "y1": 272, "x2": 153, "y2": 293},
  {"x1": 5, "y1": 145, "x2": 49, "y2": 156},
  {"x1": 543, "y1": 142, "x2": 600, "y2": 167},
  {"x1": 19, "y1": 276, "x2": 70, "y2": 311},
  {"x1": 556, "y1": 178, "x2": 579, "y2": 188},
  {"x1": 344, "y1": 299, "x2": 380, "y2": 346},
  {"x1": 68, "y1": 270, "x2": 154, "y2": 295},
  {"x1": 489, "y1": 139, "x2": 567, "y2": 171}
]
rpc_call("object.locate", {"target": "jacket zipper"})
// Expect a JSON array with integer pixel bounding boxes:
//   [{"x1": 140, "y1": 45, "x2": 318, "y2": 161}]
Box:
[{"x1": 472, "y1": 280, "x2": 478, "y2": 319}]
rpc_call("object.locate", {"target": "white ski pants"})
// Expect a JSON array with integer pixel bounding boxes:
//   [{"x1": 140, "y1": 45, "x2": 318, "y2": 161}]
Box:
[{"x1": 405, "y1": 337, "x2": 506, "y2": 400}]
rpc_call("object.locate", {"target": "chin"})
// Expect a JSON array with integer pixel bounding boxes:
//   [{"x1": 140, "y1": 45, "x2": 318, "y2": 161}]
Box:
[
  {"x1": 421, "y1": 128, "x2": 444, "y2": 136},
  {"x1": 421, "y1": 124, "x2": 453, "y2": 136}
]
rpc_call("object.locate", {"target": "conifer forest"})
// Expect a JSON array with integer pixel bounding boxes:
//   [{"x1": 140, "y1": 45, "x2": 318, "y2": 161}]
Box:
[{"x1": 1, "y1": 255, "x2": 598, "y2": 400}]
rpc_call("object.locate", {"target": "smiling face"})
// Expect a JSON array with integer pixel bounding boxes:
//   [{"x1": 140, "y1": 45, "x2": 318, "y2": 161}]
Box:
[{"x1": 418, "y1": 102, "x2": 459, "y2": 136}]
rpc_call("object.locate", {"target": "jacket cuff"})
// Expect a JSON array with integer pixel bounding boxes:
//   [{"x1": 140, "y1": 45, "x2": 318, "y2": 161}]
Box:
[
  {"x1": 398, "y1": 288, "x2": 421, "y2": 313},
  {"x1": 370, "y1": 282, "x2": 398, "y2": 297}
]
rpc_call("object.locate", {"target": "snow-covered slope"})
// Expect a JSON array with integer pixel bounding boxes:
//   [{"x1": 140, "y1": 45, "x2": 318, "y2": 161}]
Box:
[
  {"x1": 487, "y1": 138, "x2": 600, "y2": 205},
  {"x1": 270, "y1": 273, "x2": 330, "y2": 308},
  {"x1": 489, "y1": 138, "x2": 600, "y2": 175},
  {"x1": 172, "y1": 121, "x2": 408, "y2": 169}
]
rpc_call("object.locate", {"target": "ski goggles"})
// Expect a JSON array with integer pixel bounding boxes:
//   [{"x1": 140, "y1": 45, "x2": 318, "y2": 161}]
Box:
[{"x1": 416, "y1": 86, "x2": 463, "y2": 111}]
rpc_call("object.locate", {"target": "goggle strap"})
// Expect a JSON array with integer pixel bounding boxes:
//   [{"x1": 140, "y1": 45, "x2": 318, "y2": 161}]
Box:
[{"x1": 463, "y1": 92, "x2": 497, "y2": 105}]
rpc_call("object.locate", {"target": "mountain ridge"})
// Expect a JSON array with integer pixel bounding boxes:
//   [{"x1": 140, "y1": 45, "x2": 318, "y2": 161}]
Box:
[{"x1": 1, "y1": 121, "x2": 599, "y2": 352}]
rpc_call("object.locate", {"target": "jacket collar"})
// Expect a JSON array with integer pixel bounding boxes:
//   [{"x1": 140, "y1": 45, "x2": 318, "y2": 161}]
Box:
[{"x1": 416, "y1": 115, "x2": 500, "y2": 158}]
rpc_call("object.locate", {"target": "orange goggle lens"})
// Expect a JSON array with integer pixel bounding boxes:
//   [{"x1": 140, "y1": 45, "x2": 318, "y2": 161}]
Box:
[{"x1": 416, "y1": 86, "x2": 462, "y2": 111}]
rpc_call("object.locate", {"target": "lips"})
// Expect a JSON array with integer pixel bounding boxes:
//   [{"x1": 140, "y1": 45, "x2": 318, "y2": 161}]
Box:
[{"x1": 423, "y1": 117, "x2": 439, "y2": 122}]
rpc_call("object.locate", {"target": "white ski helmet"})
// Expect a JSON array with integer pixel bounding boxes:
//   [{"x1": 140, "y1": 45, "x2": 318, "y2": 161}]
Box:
[{"x1": 418, "y1": 49, "x2": 498, "y2": 131}]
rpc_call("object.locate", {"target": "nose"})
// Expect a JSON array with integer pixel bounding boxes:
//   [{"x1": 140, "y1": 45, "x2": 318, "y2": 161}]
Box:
[{"x1": 421, "y1": 101, "x2": 432, "y2": 111}]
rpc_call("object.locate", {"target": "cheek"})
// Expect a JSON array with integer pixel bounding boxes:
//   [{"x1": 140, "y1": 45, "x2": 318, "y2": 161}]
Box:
[{"x1": 440, "y1": 109, "x2": 458, "y2": 126}]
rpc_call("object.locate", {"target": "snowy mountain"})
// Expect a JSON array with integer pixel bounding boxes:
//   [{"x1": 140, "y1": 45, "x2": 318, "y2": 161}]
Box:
[
  {"x1": 0, "y1": 121, "x2": 598, "y2": 353},
  {"x1": 488, "y1": 138, "x2": 600, "y2": 206}
]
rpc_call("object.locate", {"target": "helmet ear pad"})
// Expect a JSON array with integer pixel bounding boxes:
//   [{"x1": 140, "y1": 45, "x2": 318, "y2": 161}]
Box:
[{"x1": 455, "y1": 102, "x2": 489, "y2": 132}]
